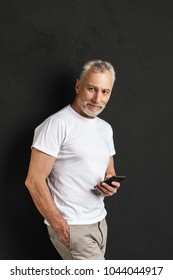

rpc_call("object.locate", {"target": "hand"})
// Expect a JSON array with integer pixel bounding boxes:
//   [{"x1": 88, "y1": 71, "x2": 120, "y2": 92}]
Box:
[
  {"x1": 95, "y1": 177, "x2": 120, "y2": 197},
  {"x1": 53, "y1": 219, "x2": 70, "y2": 248}
]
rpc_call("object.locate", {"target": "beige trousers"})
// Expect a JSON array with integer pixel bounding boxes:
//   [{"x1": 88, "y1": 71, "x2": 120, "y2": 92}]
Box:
[{"x1": 47, "y1": 218, "x2": 107, "y2": 260}]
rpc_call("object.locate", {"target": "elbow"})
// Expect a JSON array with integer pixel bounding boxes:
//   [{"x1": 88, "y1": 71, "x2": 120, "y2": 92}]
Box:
[
  {"x1": 25, "y1": 175, "x2": 45, "y2": 193},
  {"x1": 25, "y1": 176, "x2": 38, "y2": 199},
  {"x1": 25, "y1": 176, "x2": 34, "y2": 192}
]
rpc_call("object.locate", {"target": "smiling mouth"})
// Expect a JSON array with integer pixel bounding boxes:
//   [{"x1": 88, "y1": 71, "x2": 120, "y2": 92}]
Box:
[{"x1": 88, "y1": 104, "x2": 102, "y2": 110}]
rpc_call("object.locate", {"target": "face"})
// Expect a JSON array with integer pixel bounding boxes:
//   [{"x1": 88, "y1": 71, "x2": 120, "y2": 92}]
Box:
[{"x1": 74, "y1": 69, "x2": 113, "y2": 118}]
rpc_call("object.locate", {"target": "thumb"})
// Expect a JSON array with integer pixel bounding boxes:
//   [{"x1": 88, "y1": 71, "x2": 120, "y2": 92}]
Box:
[{"x1": 105, "y1": 173, "x2": 114, "y2": 180}]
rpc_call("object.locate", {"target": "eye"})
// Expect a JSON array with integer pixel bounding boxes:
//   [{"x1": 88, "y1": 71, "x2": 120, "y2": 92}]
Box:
[
  {"x1": 88, "y1": 87, "x2": 95, "y2": 92},
  {"x1": 102, "y1": 90, "x2": 110, "y2": 95}
]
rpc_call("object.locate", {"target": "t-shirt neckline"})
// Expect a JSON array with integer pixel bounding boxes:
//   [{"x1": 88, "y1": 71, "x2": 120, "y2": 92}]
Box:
[{"x1": 68, "y1": 105, "x2": 97, "y2": 123}]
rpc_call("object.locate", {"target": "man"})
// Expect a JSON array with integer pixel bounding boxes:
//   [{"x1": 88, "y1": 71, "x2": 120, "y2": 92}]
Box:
[{"x1": 25, "y1": 59, "x2": 120, "y2": 260}]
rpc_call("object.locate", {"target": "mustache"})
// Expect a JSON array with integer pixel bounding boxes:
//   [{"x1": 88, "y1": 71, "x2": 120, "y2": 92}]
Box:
[{"x1": 86, "y1": 102, "x2": 105, "y2": 109}]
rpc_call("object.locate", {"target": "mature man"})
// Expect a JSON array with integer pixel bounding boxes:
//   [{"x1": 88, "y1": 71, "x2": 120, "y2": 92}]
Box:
[{"x1": 25, "y1": 59, "x2": 120, "y2": 260}]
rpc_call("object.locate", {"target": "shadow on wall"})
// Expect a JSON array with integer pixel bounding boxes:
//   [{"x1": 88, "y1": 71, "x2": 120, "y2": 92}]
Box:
[{"x1": 0, "y1": 69, "x2": 75, "y2": 259}]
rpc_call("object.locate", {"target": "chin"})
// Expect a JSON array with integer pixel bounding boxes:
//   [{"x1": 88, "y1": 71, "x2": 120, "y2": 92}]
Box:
[
  {"x1": 83, "y1": 106, "x2": 103, "y2": 118},
  {"x1": 79, "y1": 101, "x2": 105, "y2": 118}
]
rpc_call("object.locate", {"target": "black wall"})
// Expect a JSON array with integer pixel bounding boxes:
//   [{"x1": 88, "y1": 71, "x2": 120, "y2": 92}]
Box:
[{"x1": 0, "y1": 0, "x2": 173, "y2": 260}]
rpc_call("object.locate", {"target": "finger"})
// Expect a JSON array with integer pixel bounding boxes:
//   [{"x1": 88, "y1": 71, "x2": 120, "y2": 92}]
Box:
[
  {"x1": 102, "y1": 182, "x2": 120, "y2": 195},
  {"x1": 95, "y1": 185, "x2": 108, "y2": 196},
  {"x1": 101, "y1": 182, "x2": 117, "y2": 192},
  {"x1": 97, "y1": 183, "x2": 115, "y2": 196},
  {"x1": 111, "y1": 181, "x2": 120, "y2": 188},
  {"x1": 105, "y1": 173, "x2": 113, "y2": 179}
]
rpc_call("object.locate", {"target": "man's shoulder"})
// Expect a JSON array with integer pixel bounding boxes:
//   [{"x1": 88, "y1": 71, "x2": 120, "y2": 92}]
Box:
[
  {"x1": 50, "y1": 105, "x2": 71, "y2": 119},
  {"x1": 96, "y1": 116, "x2": 112, "y2": 129},
  {"x1": 45, "y1": 105, "x2": 73, "y2": 125},
  {"x1": 35, "y1": 105, "x2": 71, "y2": 130}
]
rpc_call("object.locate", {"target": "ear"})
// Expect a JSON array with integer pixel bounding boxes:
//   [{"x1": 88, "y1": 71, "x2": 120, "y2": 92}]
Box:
[{"x1": 75, "y1": 79, "x2": 80, "y2": 94}]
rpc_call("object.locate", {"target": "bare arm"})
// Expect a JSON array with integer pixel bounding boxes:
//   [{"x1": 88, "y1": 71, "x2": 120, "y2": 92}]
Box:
[
  {"x1": 105, "y1": 155, "x2": 116, "y2": 178},
  {"x1": 95, "y1": 156, "x2": 120, "y2": 196},
  {"x1": 25, "y1": 148, "x2": 70, "y2": 246}
]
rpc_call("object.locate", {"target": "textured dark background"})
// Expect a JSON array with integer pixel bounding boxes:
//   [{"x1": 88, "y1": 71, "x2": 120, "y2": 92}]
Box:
[{"x1": 0, "y1": 0, "x2": 173, "y2": 260}]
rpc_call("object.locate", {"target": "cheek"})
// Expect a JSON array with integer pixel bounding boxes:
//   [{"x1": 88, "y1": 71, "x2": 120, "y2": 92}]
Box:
[
  {"x1": 79, "y1": 90, "x2": 91, "y2": 100},
  {"x1": 102, "y1": 95, "x2": 110, "y2": 105}
]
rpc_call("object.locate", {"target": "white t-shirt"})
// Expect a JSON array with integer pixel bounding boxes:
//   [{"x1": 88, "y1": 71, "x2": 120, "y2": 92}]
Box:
[{"x1": 32, "y1": 105, "x2": 115, "y2": 225}]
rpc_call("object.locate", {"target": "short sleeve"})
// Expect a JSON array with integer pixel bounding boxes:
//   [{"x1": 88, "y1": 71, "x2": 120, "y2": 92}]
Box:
[
  {"x1": 108, "y1": 126, "x2": 116, "y2": 156},
  {"x1": 31, "y1": 116, "x2": 65, "y2": 158}
]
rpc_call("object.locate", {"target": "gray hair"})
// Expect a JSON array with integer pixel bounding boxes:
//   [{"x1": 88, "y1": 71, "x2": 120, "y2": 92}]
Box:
[{"x1": 79, "y1": 59, "x2": 116, "y2": 84}]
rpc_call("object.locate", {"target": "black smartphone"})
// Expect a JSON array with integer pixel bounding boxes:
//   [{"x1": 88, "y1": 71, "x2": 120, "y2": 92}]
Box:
[{"x1": 102, "y1": 175, "x2": 126, "y2": 186}]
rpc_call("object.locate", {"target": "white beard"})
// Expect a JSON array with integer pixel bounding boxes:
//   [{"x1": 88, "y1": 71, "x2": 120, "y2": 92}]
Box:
[{"x1": 79, "y1": 101, "x2": 105, "y2": 118}]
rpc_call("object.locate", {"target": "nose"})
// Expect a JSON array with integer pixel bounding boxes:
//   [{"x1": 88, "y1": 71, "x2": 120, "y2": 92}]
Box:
[{"x1": 93, "y1": 91, "x2": 102, "y2": 103}]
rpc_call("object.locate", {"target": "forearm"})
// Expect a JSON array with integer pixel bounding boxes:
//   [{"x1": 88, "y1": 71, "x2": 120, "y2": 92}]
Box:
[
  {"x1": 25, "y1": 149, "x2": 70, "y2": 246},
  {"x1": 25, "y1": 179, "x2": 66, "y2": 231},
  {"x1": 105, "y1": 156, "x2": 116, "y2": 179}
]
